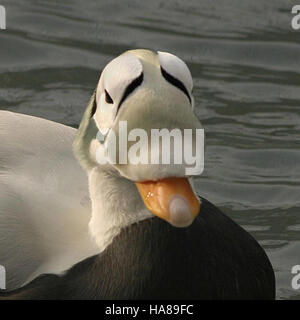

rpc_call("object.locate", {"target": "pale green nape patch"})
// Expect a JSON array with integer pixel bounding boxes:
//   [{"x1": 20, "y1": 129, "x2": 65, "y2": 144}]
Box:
[
  {"x1": 124, "y1": 49, "x2": 160, "y2": 73},
  {"x1": 73, "y1": 90, "x2": 98, "y2": 171}
]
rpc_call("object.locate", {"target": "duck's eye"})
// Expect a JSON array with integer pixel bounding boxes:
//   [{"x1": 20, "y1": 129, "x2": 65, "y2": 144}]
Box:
[{"x1": 105, "y1": 90, "x2": 113, "y2": 104}]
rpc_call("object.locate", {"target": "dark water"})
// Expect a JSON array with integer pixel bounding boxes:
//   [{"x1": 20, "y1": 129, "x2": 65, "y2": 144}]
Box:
[{"x1": 1, "y1": 0, "x2": 300, "y2": 299}]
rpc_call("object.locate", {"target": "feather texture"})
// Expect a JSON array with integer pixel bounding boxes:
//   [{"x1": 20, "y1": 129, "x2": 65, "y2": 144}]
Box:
[{"x1": 0, "y1": 111, "x2": 99, "y2": 289}]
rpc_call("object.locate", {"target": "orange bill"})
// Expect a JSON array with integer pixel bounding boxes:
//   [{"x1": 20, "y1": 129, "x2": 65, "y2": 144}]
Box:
[{"x1": 135, "y1": 177, "x2": 200, "y2": 227}]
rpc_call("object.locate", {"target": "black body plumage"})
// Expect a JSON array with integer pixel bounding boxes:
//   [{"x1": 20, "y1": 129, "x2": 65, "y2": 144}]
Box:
[{"x1": 0, "y1": 198, "x2": 275, "y2": 300}]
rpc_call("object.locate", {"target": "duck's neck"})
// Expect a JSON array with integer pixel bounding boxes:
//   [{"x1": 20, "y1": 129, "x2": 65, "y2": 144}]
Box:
[{"x1": 88, "y1": 167, "x2": 152, "y2": 251}]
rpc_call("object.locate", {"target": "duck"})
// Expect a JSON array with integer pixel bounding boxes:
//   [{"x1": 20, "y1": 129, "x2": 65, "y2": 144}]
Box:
[{"x1": 0, "y1": 49, "x2": 275, "y2": 299}]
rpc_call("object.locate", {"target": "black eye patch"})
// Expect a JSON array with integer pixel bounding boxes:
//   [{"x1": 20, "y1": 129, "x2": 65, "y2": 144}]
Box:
[
  {"x1": 105, "y1": 90, "x2": 113, "y2": 104},
  {"x1": 160, "y1": 67, "x2": 191, "y2": 104},
  {"x1": 117, "y1": 72, "x2": 144, "y2": 113},
  {"x1": 91, "y1": 73, "x2": 144, "y2": 118},
  {"x1": 91, "y1": 90, "x2": 113, "y2": 118}
]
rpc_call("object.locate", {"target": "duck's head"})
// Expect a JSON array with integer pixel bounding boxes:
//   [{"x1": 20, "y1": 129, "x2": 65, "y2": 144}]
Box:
[{"x1": 74, "y1": 49, "x2": 204, "y2": 228}]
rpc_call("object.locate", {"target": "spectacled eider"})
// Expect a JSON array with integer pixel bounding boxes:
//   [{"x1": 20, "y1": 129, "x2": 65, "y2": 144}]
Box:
[{"x1": 0, "y1": 49, "x2": 275, "y2": 299}]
